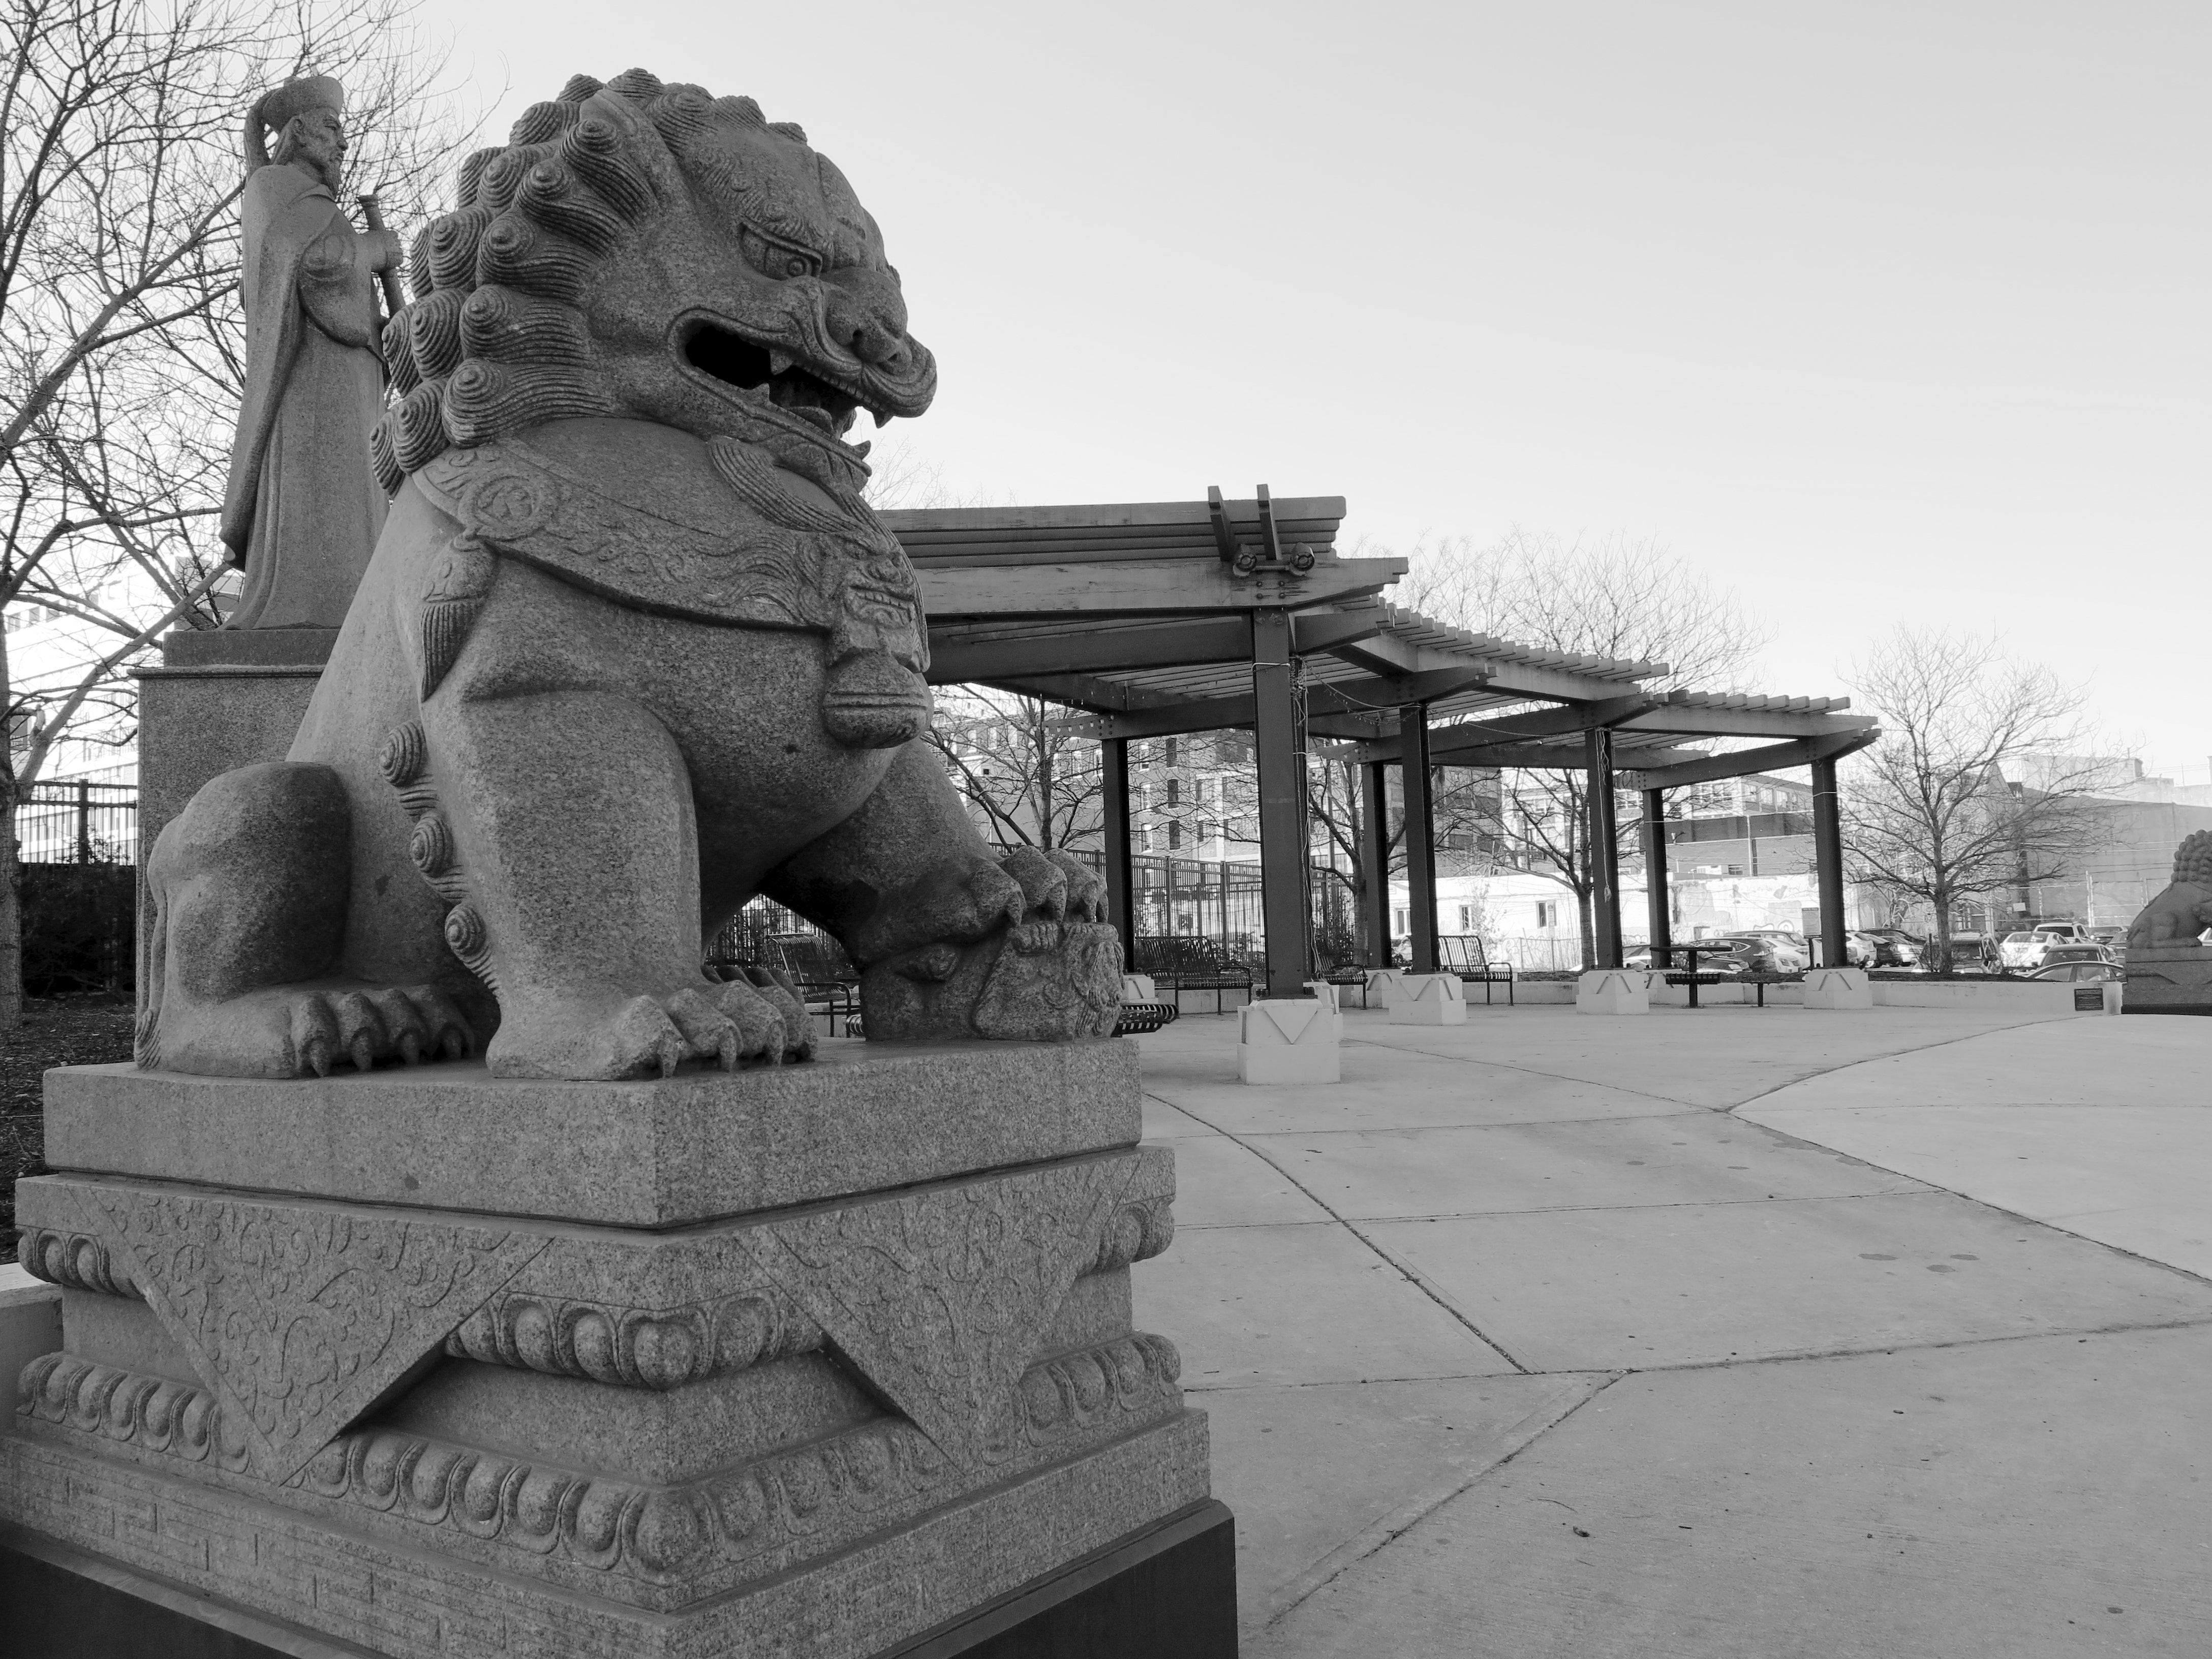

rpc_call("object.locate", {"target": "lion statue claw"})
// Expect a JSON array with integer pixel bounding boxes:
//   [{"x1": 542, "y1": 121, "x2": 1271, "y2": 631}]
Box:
[{"x1": 139, "y1": 71, "x2": 1120, "y2": 1081}]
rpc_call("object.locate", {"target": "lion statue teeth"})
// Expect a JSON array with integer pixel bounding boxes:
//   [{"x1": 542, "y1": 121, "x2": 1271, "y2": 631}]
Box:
[{"x1": 139, "y1": 70, "x2": 1122, "y2": 1082}]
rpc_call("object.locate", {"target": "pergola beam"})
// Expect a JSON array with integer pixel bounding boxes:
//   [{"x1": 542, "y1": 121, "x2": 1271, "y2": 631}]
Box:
[
  {"x1": 927, "y1": 616, "x2": 1254, "y2": 683},
  {"x1": 1325, "y1": 629, "x2": 1648, "y2": 704},
  {"x1": 1620, "y1": 730, "x2": 1878, "y2": 790},
  {"x1": 918, "y1": 556, "x2": 1404, "y2": 622},
  {"x1": 1615, "y1": 707, "x2": 1876, "y2": 740},
  {"x1": 1425, "y1": 694, "x2": 1656, "y2": 748}
]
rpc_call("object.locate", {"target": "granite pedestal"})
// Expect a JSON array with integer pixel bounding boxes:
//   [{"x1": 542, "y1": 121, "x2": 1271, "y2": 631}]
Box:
[
  {"x1": 2124, "y1": 945, "x2": 2212, "y2": 1014},
  {"x1": 0, "y1": 1040, "x2": 1227, "y2": 1658}
]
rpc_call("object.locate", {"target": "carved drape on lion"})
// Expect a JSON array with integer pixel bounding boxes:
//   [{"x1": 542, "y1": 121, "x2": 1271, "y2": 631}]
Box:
[{"x1": 142, "y1": 70, "x2": 1122, "y2": 1080}]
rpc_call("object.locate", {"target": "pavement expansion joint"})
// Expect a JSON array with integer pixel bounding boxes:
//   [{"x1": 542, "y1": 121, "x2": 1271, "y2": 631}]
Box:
[{"x1": 1147, "y1": 1093, "x2": 1539, "y2": 1375}]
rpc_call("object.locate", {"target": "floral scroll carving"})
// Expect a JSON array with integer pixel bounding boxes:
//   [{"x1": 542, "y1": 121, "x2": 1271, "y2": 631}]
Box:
[{"x1": 75, "y1": 1184, "x2": 549, "y2": 1482}]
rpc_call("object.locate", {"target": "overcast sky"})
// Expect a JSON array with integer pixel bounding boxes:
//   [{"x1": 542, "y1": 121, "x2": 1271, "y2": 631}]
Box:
[{"x1": 443, "y1": 1, "x2": 2209, "y2": 773}]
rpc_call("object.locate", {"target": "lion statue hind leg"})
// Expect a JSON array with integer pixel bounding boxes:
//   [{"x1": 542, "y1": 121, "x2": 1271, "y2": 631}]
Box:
[{"x1": 140, "y1": 761, "x2": 475, "y2": 1078}]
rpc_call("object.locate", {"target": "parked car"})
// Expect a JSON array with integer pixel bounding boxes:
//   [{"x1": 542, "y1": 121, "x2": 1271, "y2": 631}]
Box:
[
  {"x1": 2026, "y1": 959, "x2": 2123, "y2": 984},
  {"x1": 1842, "y1": 930, "x2": 1885, "y2": 968},
  {"x1": 1859, "y1": 928, "x2": 1924, "y2": 967},
  {"x1": 1996, "y1": 931, "x2": 2054, "y2": 970},
  {"x1": 2038, "y1": 943, "x2": 2117, "y2": 970},
  {"x1": 1627, "y1": 935, "x2": 1785, "y2": 976},
  {"x1": 1736, "y1": 929, "x2": 1811, "y2": 971}
]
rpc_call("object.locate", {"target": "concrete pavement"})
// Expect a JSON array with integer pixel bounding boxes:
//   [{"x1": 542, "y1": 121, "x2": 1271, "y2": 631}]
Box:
[{"x1": 1130, "y1": 1000, "x2": 2212, "y2": 1655}]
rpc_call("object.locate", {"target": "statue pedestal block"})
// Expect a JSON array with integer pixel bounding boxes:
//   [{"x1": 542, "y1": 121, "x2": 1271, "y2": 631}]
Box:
[
  {"x1": 133, "y1": 629, "x2": 335, "y2": 862},
  {"x1": 1576, "y1": 969, "x2": 1650, "y2": 1015},
  {"x1": 0, "y1": 1041, "x2": 1227, "y2": 1659},
  {"x1": 2124, "y1": 946, "x2": 2212, "y2": 1014}
]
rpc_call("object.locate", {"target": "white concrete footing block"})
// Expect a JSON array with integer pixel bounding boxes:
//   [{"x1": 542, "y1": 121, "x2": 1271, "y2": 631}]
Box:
[
  {"x1": 1802, "y1": 967, "x2": 1873, "y2": 1010},
  {"x1": 1239, "y1": 998, "x2": 1341, "y2": 1084},
  {"x1": 1388, "y1": 974, "x2": 1467, "y2": 1025},
  {"x1": 1576, "y1": 969, "x2": 1650, "y2": 1015},
  {"x1": 1364, "y1": 968, "x2": 1410, "y2": 1010},
  {"x1": 1120, "y1": 973, "x2": 1157, "y2": 1001},
  {"x1": 2103, "y1": 979, "x2": 2125, "y2": 1015},
  {"x1": 1302, "y1": 981, "x2": 1347, "y2": 1040}
]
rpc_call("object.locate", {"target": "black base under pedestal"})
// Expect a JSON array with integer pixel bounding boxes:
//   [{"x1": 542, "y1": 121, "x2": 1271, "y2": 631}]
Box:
[
  {"x1": 1, "y1": 1501, "x2": 1239, "y2": 1659},
  {"x1": 886, "y1": 1499, "x2": 1238, "y2": 1658}
]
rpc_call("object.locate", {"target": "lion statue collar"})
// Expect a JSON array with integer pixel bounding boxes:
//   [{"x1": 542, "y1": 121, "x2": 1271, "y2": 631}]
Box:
[{"x1": 413, "y1": 416, "x2": 929, "y2": 748}]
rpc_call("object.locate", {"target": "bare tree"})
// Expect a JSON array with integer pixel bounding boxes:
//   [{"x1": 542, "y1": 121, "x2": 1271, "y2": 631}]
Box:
[
  {"x1": 1384, "y1": 527, "x2": 1770, "y2": 965},
  {"x1": 928, "y1": 688, "x2": 1103, "y2": 854},
  {"x1": 1840, "y1": 627, "x2": 2123, "y2": 973},
  {"x1": 1305, "y1": 752, "x2": 1495, "y2": 967},
  {"x1": 0, "y1": 0, "x2": 470, "y2": 1024}
]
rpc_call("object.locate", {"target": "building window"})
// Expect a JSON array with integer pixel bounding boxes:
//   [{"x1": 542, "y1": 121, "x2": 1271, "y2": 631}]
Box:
[
  {"x1": 1164, "y1": 736, "x2": 1179, "y2": 766},
  {"x1": 1167, "y1": 822, "x2": 1182, "y2": 850},
  {"x1": 1166, "y1": 778, "x2": 1180, "y2": 807},
  {"x1": 1536, "y1": 901, "x2": 1556, "y2": 929},
  {"x1": 1394, "y1": 908, "x2": 1408, "y2": 934},
  {"x1": 1457, "y1": 905, "x2": 1471, "y2": 930}
]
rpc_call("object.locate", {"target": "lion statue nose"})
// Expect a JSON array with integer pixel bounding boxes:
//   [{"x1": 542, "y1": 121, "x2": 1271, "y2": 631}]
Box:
[{"x1": 825, "y1": 270, "x2": 909, "y2": 367}]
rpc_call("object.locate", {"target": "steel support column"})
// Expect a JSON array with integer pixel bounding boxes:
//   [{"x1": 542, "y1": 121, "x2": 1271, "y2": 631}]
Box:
[
  {"x1": 1359, "y1": 759, "x2": 1391, "y2": 968},
  {"x1": 1810, "y1": 755, "x2": 1848, "y2": 969},
  {"x1": 1640, "y1": 787, "x2": 1672, "y2": 968},
  {"x1": 1101, "y1": 735, "x2": 1135, "y2": 961},
  {"x1": 1585, "y1": 725, "x2": 1622, "y2": 969},
  {"x1": 1399, "y1": 702, "x2": 1439, "y2": 974},
  {"x1": 1252, "y1": 609, "x2": 1309, "y2": 998}
]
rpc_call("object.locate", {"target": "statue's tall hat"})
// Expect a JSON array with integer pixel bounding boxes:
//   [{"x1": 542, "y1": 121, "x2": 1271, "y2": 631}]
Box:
[{"x1": 243, "y1": 75, "x2": 345, "y2": 169}]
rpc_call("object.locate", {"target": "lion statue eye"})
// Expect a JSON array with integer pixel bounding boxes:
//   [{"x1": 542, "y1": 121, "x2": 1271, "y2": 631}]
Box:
[{"x1": 740, "y1": 224, "x2": 820, "y2": 281}]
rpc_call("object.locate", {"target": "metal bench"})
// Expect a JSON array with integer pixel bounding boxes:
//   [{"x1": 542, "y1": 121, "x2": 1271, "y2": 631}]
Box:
[
  {"x1": 1439, "y1": 936, "x2": 1516, "y2": 1005},
  {"x1": 1112, "y1": 1001, "x2": 1180, "y2": 1036},
  {"x1": 1160, "y1": 969, "x2": 1254, "y2": 1015},
  {"x1": 1663, "y1": 970, "x2": 1730, "y2": 1008}
]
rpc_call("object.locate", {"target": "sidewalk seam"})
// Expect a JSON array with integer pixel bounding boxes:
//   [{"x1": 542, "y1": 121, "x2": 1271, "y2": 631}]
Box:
[{"x1": 1155, "y1": 1095, "x2": 1539, "y2": 1374}]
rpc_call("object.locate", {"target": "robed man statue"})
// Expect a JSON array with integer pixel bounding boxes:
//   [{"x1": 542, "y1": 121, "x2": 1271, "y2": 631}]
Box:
[{"x1": 220, "y1": 76, "x2": 401, "y2": 630}]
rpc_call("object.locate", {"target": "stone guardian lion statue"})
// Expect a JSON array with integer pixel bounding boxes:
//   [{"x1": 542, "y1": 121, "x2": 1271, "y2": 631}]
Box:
[
  {"x1": 141, "y1": 70, "x2": 1121, "y2": 1081},
  {"x1": 2124, "y1": 831, "x2": 2212, "y2": 954}
]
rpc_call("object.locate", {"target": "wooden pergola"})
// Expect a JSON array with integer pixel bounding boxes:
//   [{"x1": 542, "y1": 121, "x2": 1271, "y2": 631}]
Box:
[{"x1": 888, "y1": 489, "x2": 1878, "y2": 997}]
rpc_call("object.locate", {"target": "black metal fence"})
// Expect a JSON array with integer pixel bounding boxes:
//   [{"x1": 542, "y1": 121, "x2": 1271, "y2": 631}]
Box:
[{"x1": 15, "y1": 780, "x2": 137, "y2": 865}]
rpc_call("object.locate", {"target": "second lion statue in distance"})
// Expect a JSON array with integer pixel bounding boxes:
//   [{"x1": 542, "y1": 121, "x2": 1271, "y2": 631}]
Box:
[{"x1": 141, "y1": 69, "x2": 1122, "y2": 1081}]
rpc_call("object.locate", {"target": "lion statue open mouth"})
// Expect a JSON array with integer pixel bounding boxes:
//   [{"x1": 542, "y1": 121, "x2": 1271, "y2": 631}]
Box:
[{"x1": 140, "y1": 70, "x2": 1122, "y2": 1081}]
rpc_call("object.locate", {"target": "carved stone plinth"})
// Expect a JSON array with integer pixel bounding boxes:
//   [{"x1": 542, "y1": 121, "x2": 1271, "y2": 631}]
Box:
[
  {"x1": 0, "y1": 1040, "x2": 1217, "y2": 1658},
  {"x1": 2124, "y1": 945, "x2": 2212, "y2": 1014},
  {"x1": 133, "y1": 628, "x2": 335, "y2": 865}
]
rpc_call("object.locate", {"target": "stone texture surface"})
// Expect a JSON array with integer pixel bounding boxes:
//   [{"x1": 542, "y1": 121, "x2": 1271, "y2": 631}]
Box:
[
  {"x1": 0, "y1": 1408, "x2": 1210, "y2": 1658},
  {"x1": 2124, "y1": 943, "x2": 2212, "y2": 1011},
  {"x1": 0, "y1": 1266, "x2": 60, "y2": 1414},
  {"x1": 133, "y1": 651, "x2": 329, "y2": 899},
  {"x1": 144, "y1": 71, "x2": 1118, "y2": 1083},
  {"x1": 45, "y1": 1039, "x2": 1141, "y2": 1224}
]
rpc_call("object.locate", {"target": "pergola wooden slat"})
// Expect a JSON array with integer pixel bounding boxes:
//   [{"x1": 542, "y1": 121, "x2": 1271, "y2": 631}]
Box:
[{"x1": 898, "y1": 490, "x2": 1878, "y2": 991}]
